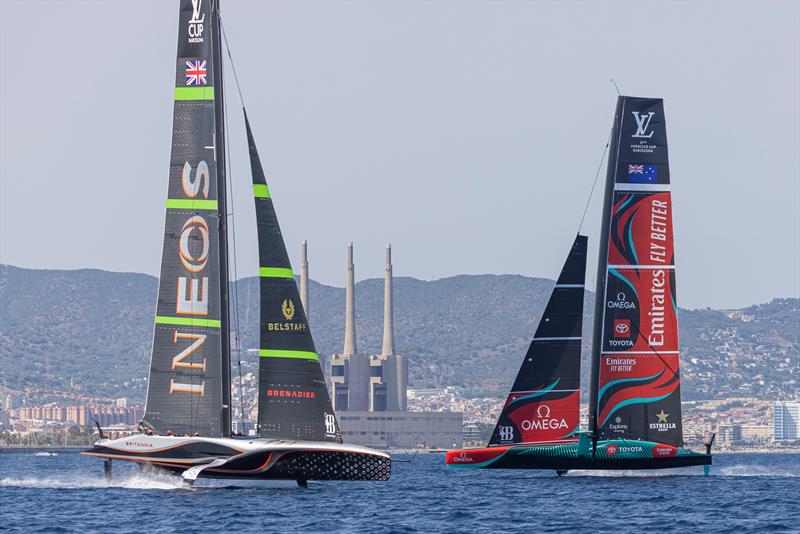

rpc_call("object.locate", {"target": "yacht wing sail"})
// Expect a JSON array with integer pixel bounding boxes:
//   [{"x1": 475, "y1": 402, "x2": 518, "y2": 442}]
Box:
[
  {"x1": 142, "y1": 0, "x2": 226, "y2": 437},
  {"x1": 590, "y1": 96, "x2": 684, "y2": 447}
]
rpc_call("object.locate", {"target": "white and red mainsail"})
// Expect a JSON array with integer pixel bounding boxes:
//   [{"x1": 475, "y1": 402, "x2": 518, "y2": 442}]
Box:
[
  {"x1": 589, "y1": 96, "x2": 684, "y2": 447},
  {"x1": 488, "y1": 235, "x2": 587, "y2": 446}
]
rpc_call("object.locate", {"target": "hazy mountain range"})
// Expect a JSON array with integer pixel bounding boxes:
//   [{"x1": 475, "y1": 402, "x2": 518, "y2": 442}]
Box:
[{"x1": 0, "y1": 264, "x2": 797, "y2": 402}]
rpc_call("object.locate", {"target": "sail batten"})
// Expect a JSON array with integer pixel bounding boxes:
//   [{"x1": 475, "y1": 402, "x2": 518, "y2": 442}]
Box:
[{"x1": 590, "y1": 96, "x2": 684, "y2": 447}]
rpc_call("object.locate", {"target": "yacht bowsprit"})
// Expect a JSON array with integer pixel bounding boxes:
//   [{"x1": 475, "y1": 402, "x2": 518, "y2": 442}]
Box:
[
  {"x1": 446, "y1": 96, "x2": 713, "y2": 474},
  {"x1": 82, "y1": 0, "x2": 390, "y2": 485}
]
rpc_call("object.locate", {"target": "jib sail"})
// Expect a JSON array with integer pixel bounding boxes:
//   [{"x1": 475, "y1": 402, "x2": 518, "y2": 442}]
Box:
[
  {"x1": 488, "y1": 235, "x2": 587, "y2": 446},
  {"x1": 142, "y1": 0, "x2": 229, "y2": 437},
  {"x1": 589, "y1": 96, "x2": 683, "y2": 447},
  {"x1": 245, "y1": 112, "x2": 340, "y2": 442}
]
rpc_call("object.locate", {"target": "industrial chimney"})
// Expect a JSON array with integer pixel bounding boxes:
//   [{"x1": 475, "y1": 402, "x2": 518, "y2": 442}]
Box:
[{"x1": 343, "y1": 242, "x2": 356, "y2": 355}]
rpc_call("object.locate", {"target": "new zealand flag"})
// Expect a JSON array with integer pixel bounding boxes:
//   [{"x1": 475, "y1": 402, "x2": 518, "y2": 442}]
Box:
[{"x1": 627, "y1": 164, "x2": 658, "y2": 183}]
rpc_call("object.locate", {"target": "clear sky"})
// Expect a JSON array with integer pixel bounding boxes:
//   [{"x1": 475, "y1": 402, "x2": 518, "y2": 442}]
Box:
[{"x1": 1, "y1": 0, "x2": 798, "y2": 309}]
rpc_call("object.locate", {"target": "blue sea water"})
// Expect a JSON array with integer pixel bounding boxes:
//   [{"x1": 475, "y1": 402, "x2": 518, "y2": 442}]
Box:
[{"x1": 0, "y1": 449, "x2": 798, "y2": 533}]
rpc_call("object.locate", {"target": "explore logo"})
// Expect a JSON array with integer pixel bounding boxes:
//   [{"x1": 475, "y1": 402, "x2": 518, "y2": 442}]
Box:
[{"x1": 609, "y1": 416, "x2": 628, "y2": 433}]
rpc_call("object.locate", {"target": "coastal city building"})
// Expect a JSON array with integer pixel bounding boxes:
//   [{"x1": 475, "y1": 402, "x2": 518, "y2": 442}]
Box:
[
  {"x1": 773, "y1": 400, "x2": 800, "y2": 441},
  {"x1": 338, "y1": 411, "x2": 463, "y2": 449},
  {"x1": 0, "y1": 408, "x2": 10, "y2": 430}
]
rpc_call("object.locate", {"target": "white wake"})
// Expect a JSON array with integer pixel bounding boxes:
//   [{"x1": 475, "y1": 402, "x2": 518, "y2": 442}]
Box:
[{"x1": 0, "y1": 470, "x2": 187, "y2": 490}]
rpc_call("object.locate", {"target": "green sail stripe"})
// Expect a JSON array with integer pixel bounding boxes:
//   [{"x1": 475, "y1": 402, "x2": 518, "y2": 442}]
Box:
[
  {"x1": 253, "y1": 184, "x2": 271, "y2": 198},
  {"x1": 174, "y1": 86, "x2": 215, "y2": 101},
  {"x1": 259, "y1": 349, "x2": 319, "y2": 360},
  {"x1": 166, "y1": 199, "x2": 218, "y2": 210},
  {"x1": 154, "y1": 316, "x2": 221, "y2": 328},
  {"x1": 259, "y1": 267, "x2": 294, "y2": 278}
]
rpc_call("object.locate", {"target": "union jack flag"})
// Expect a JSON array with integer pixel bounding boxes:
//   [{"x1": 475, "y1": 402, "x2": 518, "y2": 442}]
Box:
[
  {"x1": 628, "y1": 164, "x2": 644, "y2": 175},
  {"x1": 185, "y1": 60, "x2": 207, "y2": 86}
]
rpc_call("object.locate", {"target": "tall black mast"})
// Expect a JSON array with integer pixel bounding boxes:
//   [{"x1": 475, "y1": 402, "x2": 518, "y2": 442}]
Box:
[
  {"x1": 211, "y1": 0, "x2": 231, "y2": 438},
  {"x1": 588, "y1": 96, "x2": 624, "y2": 452}
]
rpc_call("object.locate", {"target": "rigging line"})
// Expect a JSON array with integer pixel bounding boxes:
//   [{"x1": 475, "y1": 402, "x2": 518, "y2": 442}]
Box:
[
  {"x1": 220, "y1": 41, "x2": 246, "y2": 433},
  {"x1": 219, "y1": 16, "x2": 246, "y2": 109},
  {"x1": 577, "y1": 126, "x2": 613, "y2": 233},
  {"x1": 610, "y1": 78, "x2": 622, "y2": 96}
]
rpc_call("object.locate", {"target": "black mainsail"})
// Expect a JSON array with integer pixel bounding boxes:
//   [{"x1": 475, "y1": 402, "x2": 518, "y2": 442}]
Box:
[
  {"x1": 142, "y1": 0, "x2": 229, "y2": 437},
  {"x1": 488, "y1": 235, "x2": 587, "y2": 446},
  {"x1": 589, "y1": 96, "x2": 683, "y2": 447},
  {"x1": 245, "y1": 113, "x2": 340, "y2": 443}
]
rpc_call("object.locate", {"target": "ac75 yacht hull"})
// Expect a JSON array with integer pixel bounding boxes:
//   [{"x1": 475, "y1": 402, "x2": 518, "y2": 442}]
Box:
[
  {"x1": 446, "y1": 439, "x2": 711, "y2": 472},
  {"x1": 82, "y1": 434, "x2": 390, "y2": 482}
]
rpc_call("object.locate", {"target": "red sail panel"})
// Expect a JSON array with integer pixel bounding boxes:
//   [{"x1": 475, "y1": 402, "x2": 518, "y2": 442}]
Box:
[
  {"x1": 502, "y1": 390, "x2": 581, "y2": 444},
  {"x1": 608, "y1": 192, "x2": 674, "y2": 268}
]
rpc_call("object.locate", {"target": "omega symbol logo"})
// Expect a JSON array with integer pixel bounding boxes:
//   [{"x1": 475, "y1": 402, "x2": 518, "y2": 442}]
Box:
[{"x1": 536, "y1": 405, "x2": 551, "y2": 418}]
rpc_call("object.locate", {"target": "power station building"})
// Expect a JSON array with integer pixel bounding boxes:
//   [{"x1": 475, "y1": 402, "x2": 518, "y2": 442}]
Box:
[
  {"x1": 329, "y1": 243, "x2": 408, "y2": 413},
  {"x1": 300, "y1": 242, "x2": 462, "y2": 449}
]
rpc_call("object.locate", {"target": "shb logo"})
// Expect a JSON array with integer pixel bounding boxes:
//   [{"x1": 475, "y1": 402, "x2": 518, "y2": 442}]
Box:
[
  {"x1": 281, "y1": 299, "x2": 295, "y2": 320},
  {"x1": 499, "y1": 426, "x2": 514, "y2": 441},
  {"x1": 324, "y1": 413, "x2": 336, "y2": 435},
  {"x1": 632, "y1": 111, "x2": 655, "y2": 138},
  {"x1": 188, "y1": 0, "x2": 205, "y2": 43}
]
